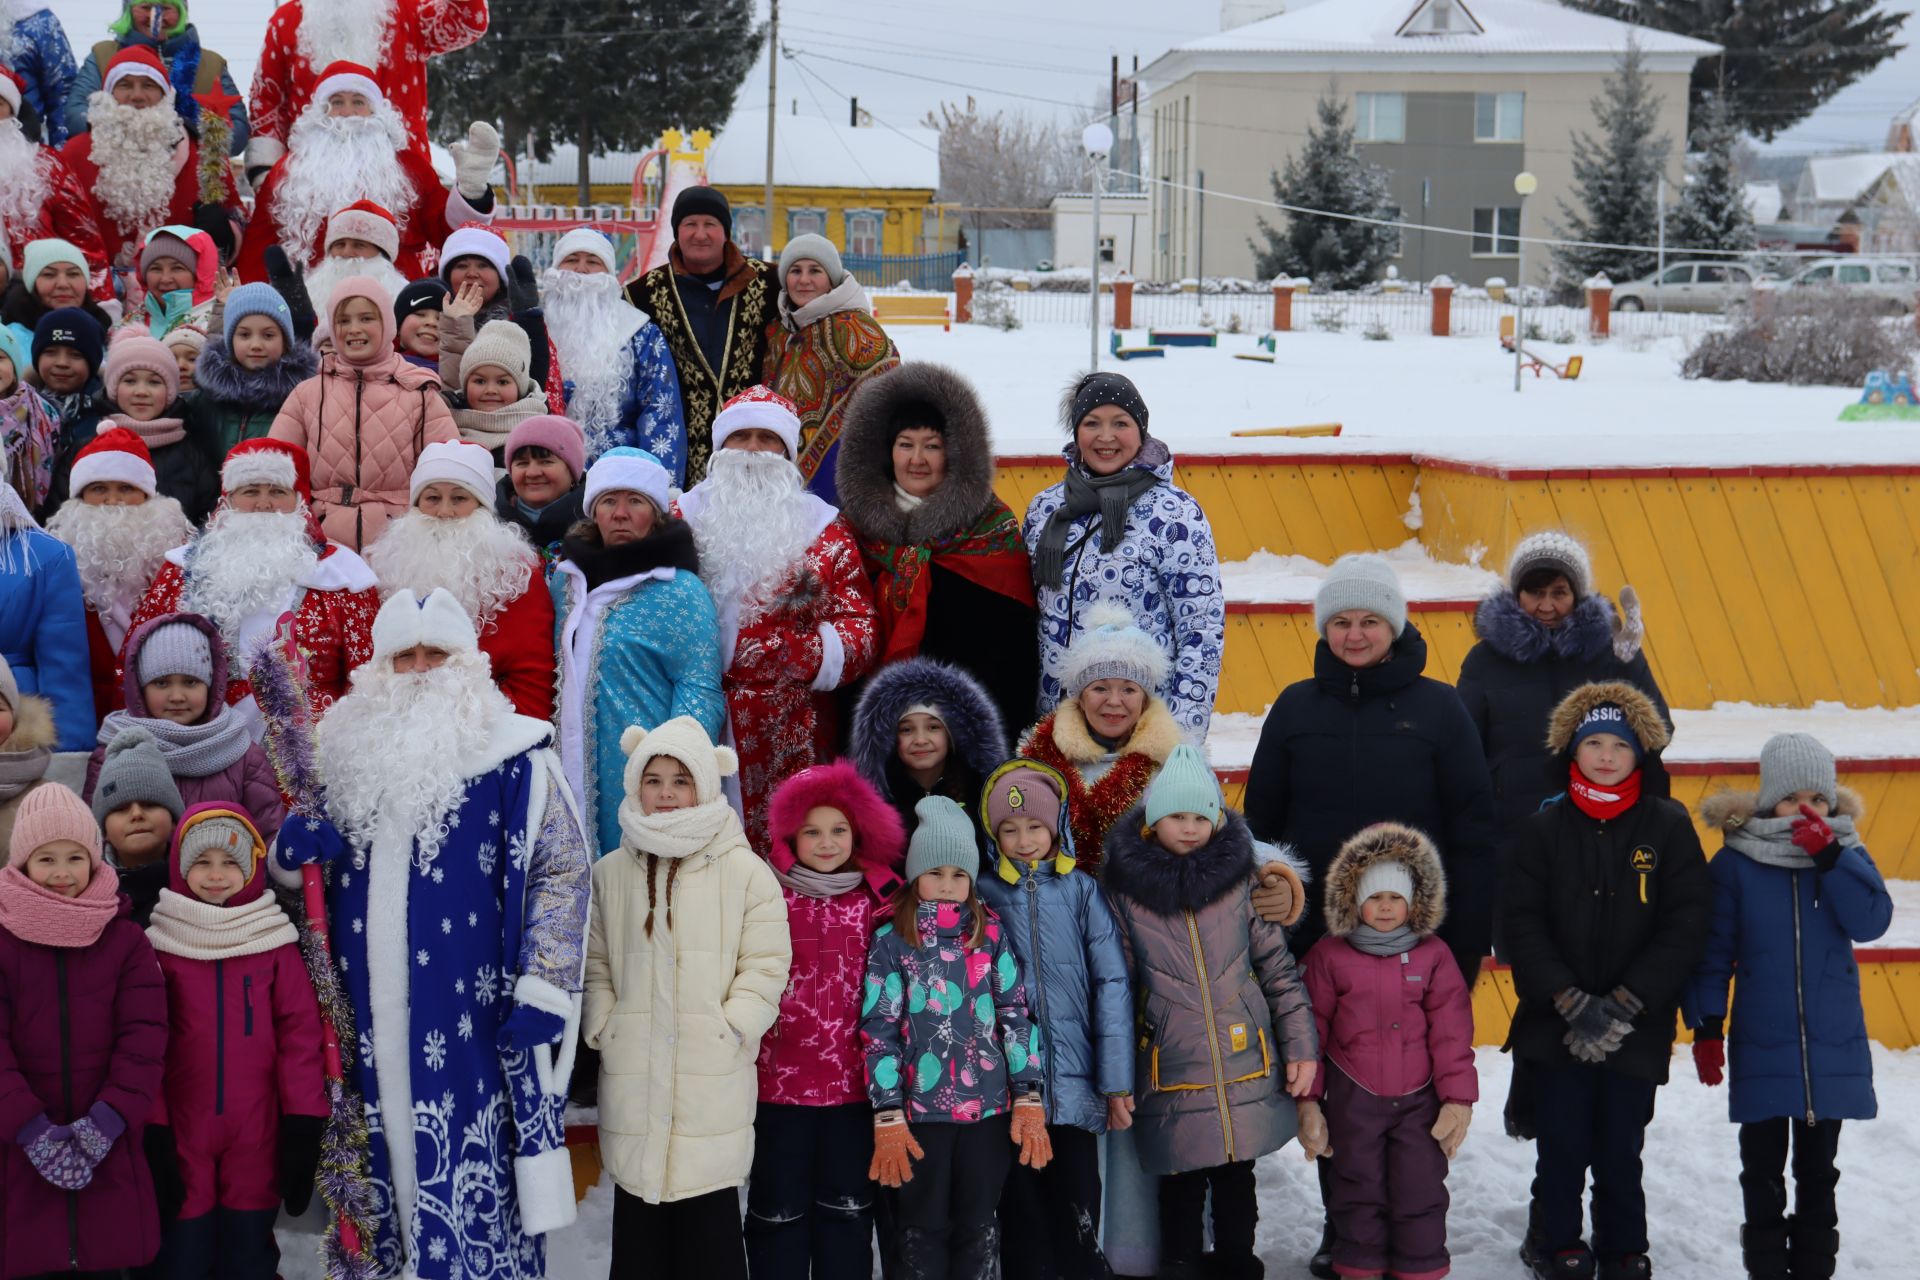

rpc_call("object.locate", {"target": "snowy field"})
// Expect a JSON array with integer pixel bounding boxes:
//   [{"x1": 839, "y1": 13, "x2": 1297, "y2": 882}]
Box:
[{"x1": 276, "y1": 1047, "x2": 1920, "y2": 1279}]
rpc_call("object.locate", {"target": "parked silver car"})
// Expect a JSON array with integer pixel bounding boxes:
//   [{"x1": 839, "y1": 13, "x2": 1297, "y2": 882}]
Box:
[
  {"x1": 1612, "y1": 261, "x2": 1761, "y2": 312},
  {"x1": 1781, "y1": 258, "x2": 1917, "y2": 314}
]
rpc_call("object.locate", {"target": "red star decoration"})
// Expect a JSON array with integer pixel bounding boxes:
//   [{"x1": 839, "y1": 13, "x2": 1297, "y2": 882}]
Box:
[{"x1": 195, "y1": 87, "x2": 244, "y2": 119}]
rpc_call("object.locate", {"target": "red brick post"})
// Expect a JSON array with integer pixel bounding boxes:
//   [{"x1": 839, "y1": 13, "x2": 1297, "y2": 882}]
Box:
[
  {"x1": 1430, "y1": 275, "x2": 1454, "y2": 338},
  {"x1": 952, "y1": 264, "x2": 973, "y2": 325},
  {"x1": 1271, "y1": 276, "x2": 1295, "y2": 332},
  {"x1": 1586, "y1": 274, "x2": 1612, "y2": 338},
  {"x1": 1113, "y1": 271, "x2": 1134, "y2": 331}
]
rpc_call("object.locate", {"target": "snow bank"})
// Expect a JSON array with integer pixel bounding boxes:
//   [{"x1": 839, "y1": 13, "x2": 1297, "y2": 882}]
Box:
[
  {"x1": 1667, "y1": 703, "x2": 1920, "y2": 764},
  {"x1": 1222, "y1": 540, "x2": 1502, "y2": 603}
]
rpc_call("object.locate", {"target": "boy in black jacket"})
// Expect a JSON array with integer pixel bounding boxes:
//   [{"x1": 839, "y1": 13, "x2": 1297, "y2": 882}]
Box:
[{"x1": 1502, "y1": 681, "x2": 1712, "y2": 1280}]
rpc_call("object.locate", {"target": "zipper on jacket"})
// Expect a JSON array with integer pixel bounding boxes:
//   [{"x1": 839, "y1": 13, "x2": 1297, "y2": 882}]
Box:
[
  {"x1": 1023, "y1": 869, "x2": 1054, "y2": 1104},
  {"x1": 216, "y1": 959, "x2": 226, "y2": 1116},
  {"x1": 244, "y1": 975, "x2": 255, "y2": 1036},
  {"x1": 1790, "y1": 872, "x2": 1816, "y2": 1126},
  {"x1": 1183, "y1": 909, "x2": 1236, "y2": 1163},
  {"x1": 57, "y1": 953, "x2": 79, "y2": 1269}
]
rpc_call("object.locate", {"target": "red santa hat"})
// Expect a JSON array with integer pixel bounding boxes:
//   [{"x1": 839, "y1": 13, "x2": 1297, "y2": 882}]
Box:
[
  {"x1": 311, "y1": 61, "x2": 384, "y2": 108},
  {"x1": 0, "y1": 68, "x2": 24, "y2": 117},
  {"x1": 711, "y1": 385, "x2": 803, "y2": 459},
  {"x1": 326, "y1": 200, "x2": 402, "y2": 262},
  {"x1": 69, "y1": 427, "x2": 158, "y2": 498},
  {"x1": 103, "y1": 46, "x2": 172, "y2": 96},
  {"x1": 371, "y1": 588, "x2": 478, "y2": 664},
  {"x1": 221, "y1": 438, "x2": 312, "y2": 503}
]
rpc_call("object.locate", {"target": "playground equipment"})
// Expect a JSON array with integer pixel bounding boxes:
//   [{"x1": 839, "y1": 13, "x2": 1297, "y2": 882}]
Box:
[
  {"x1": 1231, "y1": 424, "x2": 1343, "y2": 438},
  {"x1": 1110, "y1": 330, "x2": 1166, "y2": 361},
  {"x1": 1149, "y1": 328, "x2": 1218, "y2": 348},
  {"x1": 1839, "y1": 368, "x2": 1920, "y2": 421},
  {"x1": 873, "y1": 295, "x2": 951, "y2": 329},
  {"x1": 1498, "y1": 316, "x2": 1585, "y2": 380}
]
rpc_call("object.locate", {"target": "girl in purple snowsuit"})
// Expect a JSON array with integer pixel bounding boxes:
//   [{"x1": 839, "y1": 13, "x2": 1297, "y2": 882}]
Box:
[{"x1": 1296, "y1": 823, "x2": 1477, "y2": 1280}]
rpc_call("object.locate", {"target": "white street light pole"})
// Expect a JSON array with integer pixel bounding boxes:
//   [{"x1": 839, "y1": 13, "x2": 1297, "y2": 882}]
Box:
[
  {"x1": 1656, "y1": 171, "x2": 1667, "y2": 318},
  {"x1": 1083, "y1": 121, "x2": 1114, "y2": 371},
  {"x1": 1513, "y1": 170, "x2": 1537, "y2": 393}
]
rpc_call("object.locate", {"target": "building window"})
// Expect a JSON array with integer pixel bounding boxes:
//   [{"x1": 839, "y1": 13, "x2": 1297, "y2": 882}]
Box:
[
  {"x1": 845, "y1": 210, "x2": 881, "y2": 256},
  {"x1": 788, "y1": 208, "x2": 827, "y2": 239},
  {"x1": 732, "y1": 206, "x2": 766, "y2": 253},
  {"x1": 1355, "y1": 92, "x2": 1406, "y2": 143},
  {"x1": 1472, "y1": 206, "x2": 1520, "y2": 256},
  {"x1": 1475, "y1": 91, "x2": 1524, "y2": 142},
  {"x1": 1098, "y1": 234, "x2": 1116, "y2": 264}
]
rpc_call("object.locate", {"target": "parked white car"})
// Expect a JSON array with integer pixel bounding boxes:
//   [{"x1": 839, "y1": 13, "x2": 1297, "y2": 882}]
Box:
[
  {"x1": 1612, "y1": 261, "x2": 1761, "y2": 312},
  {"x1": 1780, "y1": 258, "x2": 1917, "y2": 313}
]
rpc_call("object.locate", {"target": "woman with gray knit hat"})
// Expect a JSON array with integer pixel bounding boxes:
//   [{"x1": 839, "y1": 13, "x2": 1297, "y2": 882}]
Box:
[
  {"x1": 1243, "y1": 553, "x2": 1496, "y2": 1279},
  {"x1": 1456, "y1": 530, "x2": 1670, "y2": 832},
  {"x1": 1022, "y1": 370, "x2": 1222, "y2": 740},
  {"x1": 760, "y1": 232, "x2": 900, "y2": 502}
]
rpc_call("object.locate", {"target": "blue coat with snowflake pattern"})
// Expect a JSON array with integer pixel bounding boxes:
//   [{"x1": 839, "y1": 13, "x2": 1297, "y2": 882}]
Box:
[
  {"x1": 4, "y1": 10, "x2": 75, "y2": 146},
  {"x1": 567, "y1": 321, "x2": 687, "y2": 483}
]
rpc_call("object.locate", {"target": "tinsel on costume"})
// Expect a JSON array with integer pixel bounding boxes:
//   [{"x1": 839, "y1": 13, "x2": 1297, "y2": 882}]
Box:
[
  {"x1": 251, "y1": 622, "x2": 376, "y2": 1280},
  {"x1": 193, "y1": 89, "x2": 241, "y2": 206},
  {"x1": 1019, "y1": 712, "x2": 1161, "y2": 872}
]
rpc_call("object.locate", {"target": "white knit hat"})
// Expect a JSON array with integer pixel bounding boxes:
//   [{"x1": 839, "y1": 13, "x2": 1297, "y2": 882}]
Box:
[
  {"x1": 1507, "y1": 531, "x2": 1593, "y2": 600},
  {"x1": 619, "y1": 716, "x2": 738, "y2": 809},
  {"x1": 440, "y1": 226, "x2": 511, "y2": 280},
  {"x1": 711, "y1": 385, "x2": 802, "y2": 459},
  {"x1": 1314, "y1": 553, "x2": 1407, "y2": 638},
  {"x1": 370, "y1": 588, "x2": 478, "y2": 664},
  {"x1": 584, "y1": 447, "x2": 671, "y2": 518},
  {"x1": 1356, "y1": 859, "x2": 1416, "y2": 907},
  {"x1": 1059, "y1": 602, "x2": 1170, "y2": 698},
  {"x1": 410, "y1": 440, "x2": 496, "y2": 507},
  {"x1": 551, "y1": 228, "x2": 618, "y2": 274}
]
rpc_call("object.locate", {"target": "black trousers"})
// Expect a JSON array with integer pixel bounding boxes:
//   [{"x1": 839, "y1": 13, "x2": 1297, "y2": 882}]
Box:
[
  {"x1": 1739, "y1": 1118, "x2": 1844, "y2": 1234},
  {"x1": 745, "y1": 1102, "x2": 875, "y2": 1280},
  {"x1": 1527, "y1": 1062, "x2": 1658, "y2": 1257},
  {"x1": 894, "y1": 1115, "x2": 1012, "y2": 1280},
  {"x1": 1158, "y1": 1160, "x2": 1258, "y2": 1264},
  {"x1": 611, "y1": 1184, "x2": 749, "y2": 1280},
  {"x1": 998, "y1": 1124, "x2": 1110, "y2": 1280}
]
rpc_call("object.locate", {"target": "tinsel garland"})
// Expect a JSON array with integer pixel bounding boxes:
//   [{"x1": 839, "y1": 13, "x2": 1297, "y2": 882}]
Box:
[
  {"x1": 1020, "y1": 714, "x2": 1161, "y2": 872},
  {"x1": 192, "y1": 88, "x2": 241, "y2": 206},
  {"x1": 252, "y1": 628, "x2": 377, "y2": 1279}
]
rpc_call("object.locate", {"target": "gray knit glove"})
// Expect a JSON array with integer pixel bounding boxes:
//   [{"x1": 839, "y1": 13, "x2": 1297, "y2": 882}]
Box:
[{"x1": 1556, "y1": 988, "x2": 1639, "y2": 1064}]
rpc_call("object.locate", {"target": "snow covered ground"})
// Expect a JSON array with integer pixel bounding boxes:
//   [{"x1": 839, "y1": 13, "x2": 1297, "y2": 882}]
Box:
[
  {"x1": 276, "y1": 1046, "x2": 1920, "y2": 1279},
  {"x1": 1223, "y1": 541, "x2": 1502, "y2": 603}
]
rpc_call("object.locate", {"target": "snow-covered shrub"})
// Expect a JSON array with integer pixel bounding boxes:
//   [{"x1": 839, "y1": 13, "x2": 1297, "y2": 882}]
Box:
[
  {"x1": 972, "y1": 281, "x2": 1022, "y2": 331},
  {"x1": 1311, "y1": 308, "x2": 1347, "y2": 333},
  {"x1": 1682, "y1": 293, "x2": 1916, "y2": 386},
  {"x1": 1363, "y1": 319, "x2": 1392, "y2": 342}
]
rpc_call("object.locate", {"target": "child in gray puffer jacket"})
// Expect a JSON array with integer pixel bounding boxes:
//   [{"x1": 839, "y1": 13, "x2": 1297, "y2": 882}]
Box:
[{"x1": 1102, "y1": 744, "x2": 1318, "y2": 1280}]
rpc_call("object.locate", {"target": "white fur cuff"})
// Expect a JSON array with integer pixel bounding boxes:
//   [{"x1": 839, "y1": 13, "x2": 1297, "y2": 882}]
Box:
[
  {"x1": 517, "y1": 974, "x2": 582, "y2": 1099},
  {"x1": 514, "y1": 1146, "x2": 578, "y2": 1237},
  {"x1": 1253, "y1": 839, "x2": 1312, "y2": 885},
  {"x1": 245, "y1": 134, "x2": 286, "y2": 173},
  {"x1": 810, "y1": 623, "x2": 847, "y2": 693}
]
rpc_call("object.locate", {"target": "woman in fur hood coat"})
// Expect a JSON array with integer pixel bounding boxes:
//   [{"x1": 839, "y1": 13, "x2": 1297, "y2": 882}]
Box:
[
  {"x1": 1456, "y1": 531, "x2": 1671, "y2": 830},
  {"x1": 849, "y1": 655, "x2": 1007, "y2": 862},
  {"x1": 836, "y1": 361, "x2": 1039, "y2": 732}
]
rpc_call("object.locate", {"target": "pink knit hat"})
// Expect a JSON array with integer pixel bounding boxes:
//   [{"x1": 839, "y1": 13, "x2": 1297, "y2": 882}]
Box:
[
  {"x1": 103, "y1": 331, "x2": 182, "y2": 404},
  {"x1": 7, "y1": 783, "x2": 104, "y2": 871},
  {"x1": 504, "y1": 415, "x2": 587, "y2": 481}
]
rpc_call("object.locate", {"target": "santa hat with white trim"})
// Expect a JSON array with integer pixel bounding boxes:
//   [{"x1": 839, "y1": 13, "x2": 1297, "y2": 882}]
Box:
[
  {"x1": 326, "y1": 200, "x2": 401, "y2": 262},
  {"x1": 69, "y1": 427, "x2": 157, "y2": 498},
  {"x1": 711, "y1": 385, "x2": 803, "y2": 460},
  {"x1": 311, "y1": 61, "x2": 383, "y2": 108},
  {"x1": 103, "y1": 46, "x2": 172, "y2": 97},
  {"x1": 221, "y1": 438, "x2": 311, "y2": 504},
  {"x1": 0, "y1": 68, "x2": 24, "y2": 118},
  {"x1": 370, "y1": 588, "x2": 479, "y2": 665}
]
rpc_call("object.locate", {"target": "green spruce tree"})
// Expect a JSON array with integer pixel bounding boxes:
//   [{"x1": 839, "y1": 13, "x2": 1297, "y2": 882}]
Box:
[
  {"x1": 1559, "y1": 1, "x2": 1908, "y2": 140},
  {"x1": 1551, "y1": 40, "x2": 1672, "y2": 287},
  {"x1": 1250, "y1": 94, "x2": 1400, "y2": 289},
  {"x1": 1670, "y1": 95, "x2": 1757, "y2": 255}
]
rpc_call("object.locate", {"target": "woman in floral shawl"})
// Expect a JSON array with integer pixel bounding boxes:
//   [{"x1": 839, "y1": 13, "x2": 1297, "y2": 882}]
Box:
[
  {"x1": 835, "y1": 360, "x2": 1038, "y2": 734},
  {"x1": 762, "y1": 234, "x2": 899, "y2": 503}
]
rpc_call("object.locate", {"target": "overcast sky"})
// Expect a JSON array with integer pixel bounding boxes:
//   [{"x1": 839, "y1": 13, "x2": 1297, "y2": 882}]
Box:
[{"x1": 53, "y1": 0, "x2": 1919, "y2": 153}]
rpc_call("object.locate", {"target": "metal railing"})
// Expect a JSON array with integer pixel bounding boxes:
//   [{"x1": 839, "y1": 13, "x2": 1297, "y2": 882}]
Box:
[{"x1": 846, "y1": 251, "x2": 969, "y2": 291}]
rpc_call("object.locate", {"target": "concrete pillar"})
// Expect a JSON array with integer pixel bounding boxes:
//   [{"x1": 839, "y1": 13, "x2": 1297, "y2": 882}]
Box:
[
  {"x1": 952, "y1": 264, "x2": 973, "y2": 325},
  {"x1": 1430, "y1": 275, "x2": 1454, "y2": 338},
  {"x1": 1270, "y1": 276, "x2": 1294, "y2": 332}
]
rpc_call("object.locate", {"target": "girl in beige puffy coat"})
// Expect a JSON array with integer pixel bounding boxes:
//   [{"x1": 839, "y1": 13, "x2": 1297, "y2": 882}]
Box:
[
  {"x1": 585, "y1": 715, "x2": 791, "y2": 1280},
  {"x1": 268, "y1": 276, "x2": 458, "y2": 552}
]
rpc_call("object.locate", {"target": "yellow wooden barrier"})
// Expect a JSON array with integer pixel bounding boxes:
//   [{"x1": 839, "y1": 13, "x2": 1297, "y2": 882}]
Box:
[{"x1": 872, "y1": 295, "x2": 950, "y2": 327}]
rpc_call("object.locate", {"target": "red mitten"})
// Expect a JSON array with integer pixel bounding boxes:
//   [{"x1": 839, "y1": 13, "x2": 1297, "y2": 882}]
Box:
[
  {"x1": 1792, "y1": 804, "x2": 1835, "y2": 856},
  {"x1": 1693, "y1": 1038, "x2": 1725, "y2": 1087}
]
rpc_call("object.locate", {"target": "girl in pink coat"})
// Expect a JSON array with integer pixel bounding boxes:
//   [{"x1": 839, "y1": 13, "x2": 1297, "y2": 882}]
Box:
[
  {"x1": 749, "y1": 759, "x2": 907, "y2": 1279},
  {"x1": 146, "y1": 803, "x2": 327, "y2": 1279},
  {"x1": 268, "y1": 276, "x2": 458, "y2": 551},
  {"x1": 1297, "y1": 823, "x2": 1478, "y2": 1280}
]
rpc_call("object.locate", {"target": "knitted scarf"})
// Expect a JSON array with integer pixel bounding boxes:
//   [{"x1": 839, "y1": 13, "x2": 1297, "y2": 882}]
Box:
[
  {"x1": 0, "y1": 863, "x2": 122, "y2": 947},
  {"x1": 108, "y1": 411, "x2": 186, "y2": 448},
  {"x1": 147, "y1": 888, "x2": 299, "y2": 959},
  {"x1": 617, "y1": 795, "x2": 736, "y2": 862},
  {"x1": 1021, "y1": 713, "x2": 1160, "y2": 871},
  {"x1": 859, "y1": 496, "x2": 1034, "y2": 665},
  {"x1": 1032, "y1": 440, "x2": 1169, "y2": 589},
  {"x1": 1725, "y1": 812, "x2": 1862, "y2": 870},
  {"x1": 774, "y1": 863, "x2": 865, "y2": 899},
  {"x1": 1346, "y1": 925, "x2": 1419, "y2": 957},
  {"x1": 1568, "y1": 766, "x2": 1640, "y2": 821},
  {"x1": 97, "y1": 706, "x2": 252, "y2": 778}
]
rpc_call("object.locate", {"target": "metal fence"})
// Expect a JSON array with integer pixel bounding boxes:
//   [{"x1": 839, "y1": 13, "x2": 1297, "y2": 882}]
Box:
[{"x1": 844, "y1": 251, "x2": 968, "y2": 291}]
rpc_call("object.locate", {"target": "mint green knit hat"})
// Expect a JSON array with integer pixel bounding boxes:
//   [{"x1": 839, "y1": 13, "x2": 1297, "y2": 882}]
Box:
[{"x1": 1144, "y1": 743, "x2": 1221, "y2": 828}]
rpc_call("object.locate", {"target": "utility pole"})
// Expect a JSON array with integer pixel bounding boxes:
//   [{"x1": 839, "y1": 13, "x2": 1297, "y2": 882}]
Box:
[
  {"x1": 1196, "y1": 169, "x2": 1206, "y2": 286},
  {"x1": 1656, "y1": 171, "x2": 1667, "y2": 318},
  {"x1": 764, "y1": 0, "x2": 778, "y2": 259}
]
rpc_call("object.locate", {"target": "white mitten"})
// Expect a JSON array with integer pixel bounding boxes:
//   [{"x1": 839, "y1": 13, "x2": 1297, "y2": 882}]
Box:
[
  {"x1": 451, "y1": 121, "x2": 502, "y2": 199},
  {"x1": 1612, "y1": 584, "x2": 1645, "y2": 661}
]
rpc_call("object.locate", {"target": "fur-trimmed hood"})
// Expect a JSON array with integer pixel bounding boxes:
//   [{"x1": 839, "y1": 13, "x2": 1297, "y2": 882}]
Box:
[
  {"x1": 1546, "y1": 680, "x2": 1670, "y2": 756},
  {"x1": 1322, "y1": 822, "x2": 1447, "y2": 938},
  {"x1": 836, "y1": 362, "x2": 998, "y2": 547},
  {"x1": 1699, "y1": 785, "x2": 1866, "y2": 832},
  {"x1": 1103, "y1": 803, "x2": 1255, "y2": 913},
  {"x1": 192, "y1": 336, "x2": 320, "y2": 412},
  {"x1": 1022, "y1": 695, "x2": 1185, "y2": 768},
  {"x1": 765, "y1": 758, "x2": 907, "y2": 899},
  {"x1": 120, "y1": 611, "x2": 230, "y2": 712},
  {"x1": 0, "y1": 694, "x2": 57, "y2": 757},
  {"x1": 1474, "y1": 591, "x2": 1627, "y2": 665},
  {"x1": 851, "y1": 657, "x2": 1008, "y2": 800}
]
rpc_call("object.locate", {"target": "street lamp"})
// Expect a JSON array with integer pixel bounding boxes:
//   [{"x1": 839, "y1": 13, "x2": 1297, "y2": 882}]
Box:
[
  {"x1": 1083, "y1": 121, "x2": 1114, "y2": 371},
  {"x1": 1513, "y1": 170, "x2": 1537, "y2": 393}
]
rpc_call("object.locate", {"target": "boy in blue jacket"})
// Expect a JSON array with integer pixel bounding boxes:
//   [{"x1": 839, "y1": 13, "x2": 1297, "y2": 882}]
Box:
[{"x1": 1689, "y1": 733, "x2": 1893, "y2": 1280}]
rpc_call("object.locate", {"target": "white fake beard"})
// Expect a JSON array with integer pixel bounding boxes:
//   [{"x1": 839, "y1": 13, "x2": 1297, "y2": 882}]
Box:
[
  {"x1": 0, "y1": 121, "x2": 48, "y2": 236},
  {"x1": 687, "y1": 450, "x2": 819, "y2": 624},
  {"x1": 45, "y1": 497, "x2": 193, "y2": 618},
  {"x1": 0, "y1": 6, "x2": 17, "y2": 66},
  {"x1": 297, "y1": 0, "x2": 395, "y2": 71},
  {"x1": 85, "y1": 93, "x2": 185, "y2": 234},
  {"x1": 276, "y1": 103, "x2": 415, "y2": 265},
  {"x1": 180, "y1": 508, "x2": 320, "y2": 648},
  {"x1": 302, "y1": 253, "x2": 411, "y2": 316},
  {"x1": 317, "y1": 650, "x2": 509, "y2": 857},
  {"x1": 540, "y1": 269, "x2": 646, "y2": 443},
  {"x1": 366, "y1": 510, "x2": 533, "y2": 628}
]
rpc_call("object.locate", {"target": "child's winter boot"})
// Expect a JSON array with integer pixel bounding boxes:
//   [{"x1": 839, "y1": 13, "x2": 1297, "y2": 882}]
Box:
[
  {"x1": 1205, "y1": 1252, "x2": 1265, "y2": 1279},
  {"x1": 1739, "y1": 1223, "x2": 1791, "y2": 1280},
  {"x1": 1308, "y1": 1222, "x2": 1337, "y2": 1278},
  {"x1": 1521, "y1": 1232, "x2": 1597, "y2": 1279},
  {"x1": 1787, "y1": 1219, "x2": 1840, "y2": 1280},
  {"x1": 1597, "y1": 1254, "x2": 1652, "y2": 1280}
]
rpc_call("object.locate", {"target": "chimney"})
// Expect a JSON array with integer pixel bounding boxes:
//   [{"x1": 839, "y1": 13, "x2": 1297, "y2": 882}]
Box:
[{"x1": 1220, "y1": 1, "x2": 1287, "y2": 30}]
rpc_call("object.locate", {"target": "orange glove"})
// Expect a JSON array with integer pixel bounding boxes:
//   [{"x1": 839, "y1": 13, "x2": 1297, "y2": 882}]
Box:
[
  {"x1": 1009, "y1": 1096, "x2": 1052, "y2": 1169},
  {"x1": 869, "y1": 1112, "x2": 923, "y2": 1187}
]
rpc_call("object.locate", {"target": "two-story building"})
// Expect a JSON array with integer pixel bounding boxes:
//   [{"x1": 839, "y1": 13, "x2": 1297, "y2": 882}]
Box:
[{"x1": 1137, "y1": 0, "x2": 1716, "y2": 287}]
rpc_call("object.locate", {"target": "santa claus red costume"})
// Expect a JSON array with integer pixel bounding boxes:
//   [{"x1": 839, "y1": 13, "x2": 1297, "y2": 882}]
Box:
[
  {"x1": 234, "y1": 62, "x2": 495, "y2": 283},
  {"x1": 128, "y1": 438, "x2": 379, "y2": 732},
  {"x1": 0, "y1": 69, "x2": 110, "y2": 300},
  {"x1": 676, "y1": 386, "x2": 877, "y2": 849},
  {"x1": 58, "y1": 46, "x2": 241, "y2": 273},
  {"x1": 42, "y1": 428, "x2": 194, "y2": 725},
  {"x1": 288, "y1": 202, "x2": 415, "y2": 316},
  {"x1": 246, "y1": 0, "x2": 489, "y2": 174},
  {"x1": 365, "y1": 440, "x2": 556, "y2": 720}
]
